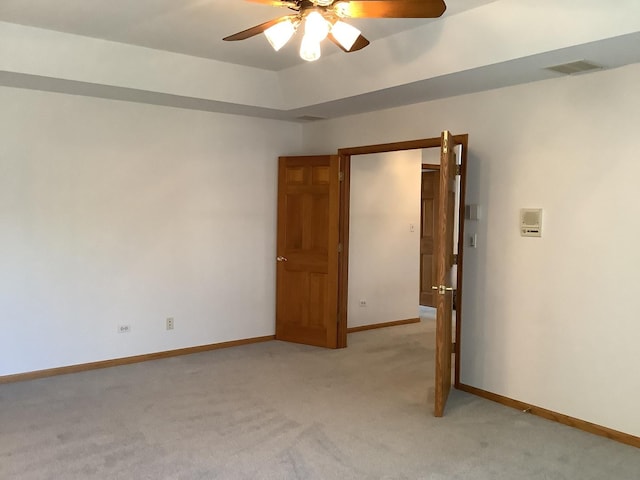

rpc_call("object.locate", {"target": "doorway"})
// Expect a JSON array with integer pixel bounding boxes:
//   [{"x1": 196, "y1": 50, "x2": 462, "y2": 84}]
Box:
[
  {"x1": 337, "y1": 135, "x2": 468, "y2": 391},
  {"x1": 346, "y1": 149, "x2": 423, "y2": 333},
  {"x1": 420, "y1": 163, "x2": 440, "y2": 309}
]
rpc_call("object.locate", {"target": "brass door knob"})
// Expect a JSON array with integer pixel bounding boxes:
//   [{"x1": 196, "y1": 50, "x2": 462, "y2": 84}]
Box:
[{"x1": 432, "y1": 285, "x2": 455, "y2": 295}]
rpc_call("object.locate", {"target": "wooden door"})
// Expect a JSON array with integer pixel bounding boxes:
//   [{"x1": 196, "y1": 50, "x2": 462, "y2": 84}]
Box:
[
  {"x1": 434, "y1": 131, "x2": 457, "y2": 417},
  {"x1": 420, "y1": 169, "x2": 439, "y2": 307},
  {"x1": 275, "y1": 155, "x2": 340, "y2": 348}
]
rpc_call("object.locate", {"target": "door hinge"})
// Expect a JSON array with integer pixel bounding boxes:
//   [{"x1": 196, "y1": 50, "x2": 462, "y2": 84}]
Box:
[
  {"x1": 455, "y1": 164, "x2": 461, "y2": 176},
  {"x1": 338, "y1": 243, "x2": 343, "y2": 253},
  {"x1": 339, "y1": 171, "x2": 344, "y2": 181},
  {"x1": 452, "y1": 254, "x2": 458, "y2": 265}
]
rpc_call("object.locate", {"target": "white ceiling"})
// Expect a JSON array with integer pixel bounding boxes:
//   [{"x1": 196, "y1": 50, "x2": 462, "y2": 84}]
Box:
[
  {"x1": 0, "y1": 0, "x2": 495, "y2": 71},
  {"x1": 1, "y1": 0, "x2": 640, "y2": 121}
]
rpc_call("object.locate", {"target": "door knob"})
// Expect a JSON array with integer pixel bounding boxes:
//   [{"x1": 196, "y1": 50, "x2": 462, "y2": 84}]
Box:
[
  {"x1": 431, "y1": 285, "x2": 455, "y2": 295},
  {"x1": 276, "y1": 256, "x2": 288, "y2": 262}
]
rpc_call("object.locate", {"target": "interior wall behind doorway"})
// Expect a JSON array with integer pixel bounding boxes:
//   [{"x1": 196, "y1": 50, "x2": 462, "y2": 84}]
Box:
[{"x1": 347, "y1": 150, "x2": 421, "y2": 328}]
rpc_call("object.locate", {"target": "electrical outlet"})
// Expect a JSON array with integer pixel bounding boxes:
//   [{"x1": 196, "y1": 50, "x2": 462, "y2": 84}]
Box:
[
  {"x1": 166, "y1": 317, "x2": 174, "y2": 330},
  {"x1": 118, "y1": 324, "x2": 131, "y2": 334},
  {"x1": 359, "y1": 300, "x2": 367, "y2": 307}
]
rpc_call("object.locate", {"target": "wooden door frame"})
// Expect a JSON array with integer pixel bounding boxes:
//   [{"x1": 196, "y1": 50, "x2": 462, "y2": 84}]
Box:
[{"x1": 337, "y1": 135, "x2": 468, "y2": 389}]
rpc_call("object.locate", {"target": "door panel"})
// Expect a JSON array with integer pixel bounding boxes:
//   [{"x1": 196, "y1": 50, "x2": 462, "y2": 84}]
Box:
[
  {"x1": 434, "y1": 131, "x2": 457, "y2": 417},
  {"x1": 276, "y1": 155, "x2": 340, "y2": 348},
  {"x1": 420, "y1": 170, "x2": 439, "y2": 307}
]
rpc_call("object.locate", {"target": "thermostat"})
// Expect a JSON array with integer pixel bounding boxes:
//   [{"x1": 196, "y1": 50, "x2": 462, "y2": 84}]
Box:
[{"x1": 520, "y1": 208, "x2": 542, "y2": 237}]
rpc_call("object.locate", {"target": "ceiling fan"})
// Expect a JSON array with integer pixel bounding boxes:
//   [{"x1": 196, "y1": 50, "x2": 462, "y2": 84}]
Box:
[{"x1": 223, "y1": 0, "x2": 447, "y2": 62}]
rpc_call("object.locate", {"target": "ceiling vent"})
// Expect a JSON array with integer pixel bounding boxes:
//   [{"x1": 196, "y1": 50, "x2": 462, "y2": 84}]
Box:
[
  {"x1": 296, "y1": 115, "x2": 327, "y2": 122},
  {"x1": 545, "y1": 60, "x2": 603, "y2": 75}
]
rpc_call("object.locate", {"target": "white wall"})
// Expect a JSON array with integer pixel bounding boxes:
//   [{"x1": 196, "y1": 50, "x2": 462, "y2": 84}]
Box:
[
  {"x1": 303, "y1": 63, "x2": 640, "y2": 437},
  {"x1": 0, "y1": 87, "x2": 302, "y2": 376},
  {"x1": 348, "y1": 151, "x2": 421, "y2": 328}
]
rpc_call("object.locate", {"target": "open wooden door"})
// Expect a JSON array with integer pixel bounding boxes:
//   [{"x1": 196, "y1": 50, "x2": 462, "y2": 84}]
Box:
[
  {"x1": 275, "y1": 155, "x2": 340, "y2": 348},
  {"x1": 433, "y1": 131, "x2": 457, "y2": 417}
]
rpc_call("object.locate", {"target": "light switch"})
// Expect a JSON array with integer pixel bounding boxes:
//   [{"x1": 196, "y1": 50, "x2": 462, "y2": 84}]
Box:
[{"x1": 469, "y1": 234, "x2": 477, "y2": 248}]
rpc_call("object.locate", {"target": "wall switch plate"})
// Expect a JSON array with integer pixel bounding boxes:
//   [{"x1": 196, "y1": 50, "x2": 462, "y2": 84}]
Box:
[{"x1": 465, "y1": 204, "x2": 480, "y2": 220}]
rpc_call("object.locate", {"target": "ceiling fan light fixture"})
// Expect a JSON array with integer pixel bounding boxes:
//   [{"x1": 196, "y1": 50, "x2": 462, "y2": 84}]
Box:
[
  {"x1": 224, "y1": 0, "x2": 449, "y2": 61},
  {"x1": 334, "y1": 2, "x2": 351, "y2": 18},
  {"x1": 300, "y1": 34, "x2": 322, "y2": 62},
  {"x1": 304, "y1": 11, "x2": 330, "y2": 42},
  {"x1": 331, "y1": 20, "x2": 361, "y2": 51},
  {"x1": 264, "y1": 19, "x2": 296, "y2": 51}
]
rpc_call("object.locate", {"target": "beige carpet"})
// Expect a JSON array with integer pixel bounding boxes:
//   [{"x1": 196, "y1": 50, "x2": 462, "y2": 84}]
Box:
[{"x1": 1, "y1": 320, "x2": 638, "y2": 479}]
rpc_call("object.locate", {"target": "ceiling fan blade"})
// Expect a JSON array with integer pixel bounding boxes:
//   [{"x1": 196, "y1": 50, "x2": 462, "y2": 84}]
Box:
[
  {"x1": 339, "y1": 0, "x2": 447, "y2": 19},
  {"x1": 223, "y1": 15, "x2": 296, "y2": 41},
  {"x1": 349, "y1": 34, "x2": 371, "y2": 51},
  {"x1": 328, "y1": 33, "x2": 370, "y2": 52}
]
